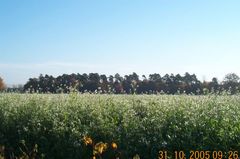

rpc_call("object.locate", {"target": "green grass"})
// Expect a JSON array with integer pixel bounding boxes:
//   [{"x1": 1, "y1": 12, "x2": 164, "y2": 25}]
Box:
[{"x1": 1, "y1": 93, "x2": 240, "y2": 158}]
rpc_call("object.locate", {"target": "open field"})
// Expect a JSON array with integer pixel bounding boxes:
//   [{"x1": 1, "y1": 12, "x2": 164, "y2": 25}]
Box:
[{"x1": 1, "y1": 93, "x2": 240, "y2": 158}]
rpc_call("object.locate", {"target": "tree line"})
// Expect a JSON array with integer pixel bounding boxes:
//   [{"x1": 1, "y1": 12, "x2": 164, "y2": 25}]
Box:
[{"x1": 17, "y1": 72, "x2": 240, "y2": 94}]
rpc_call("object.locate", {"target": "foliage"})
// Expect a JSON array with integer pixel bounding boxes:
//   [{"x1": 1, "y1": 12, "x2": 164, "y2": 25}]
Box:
[
  {"x1": 1, "y1": 93, "x2": 240, "y2": 158},
  {"x1": 0, "y1": 140, "x2": 43, "y2": 159},
  {"x1": 222, "y1": 73, "x2": 240, "y2": 94},
  {"x1": 22, "y1": 72, "x2": 240, "y2": 94},
  {"x1": 0, "y1": 77, "x2": 5, "y2": 91}
]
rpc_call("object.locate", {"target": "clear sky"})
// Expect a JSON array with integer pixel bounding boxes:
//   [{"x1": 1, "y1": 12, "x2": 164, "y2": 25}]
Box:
[{"x1": 1, "y1": 0, "x2": 240, "y2": 85}]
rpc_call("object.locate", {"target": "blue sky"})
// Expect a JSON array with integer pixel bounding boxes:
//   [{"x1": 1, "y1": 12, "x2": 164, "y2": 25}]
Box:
[{"x1": 0, "y1": 0, "x2": 240, "y2": 85}]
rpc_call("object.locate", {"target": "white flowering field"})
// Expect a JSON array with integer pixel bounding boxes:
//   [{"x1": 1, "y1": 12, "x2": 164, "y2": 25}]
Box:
[{"x1": 0, "y1": 93, "x2": 240, "y2": 158}]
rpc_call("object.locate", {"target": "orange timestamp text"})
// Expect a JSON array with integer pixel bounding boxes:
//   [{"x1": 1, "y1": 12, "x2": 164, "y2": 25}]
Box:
[{"x1": 158, "y1": 150, "x2": 239, "y2": 159}]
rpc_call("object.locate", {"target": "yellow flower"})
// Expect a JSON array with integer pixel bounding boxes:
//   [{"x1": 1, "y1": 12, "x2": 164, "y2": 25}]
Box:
[
  {"x1": 83, "y1": 136, "x2": 93, "y2": 146},
  {"x1": 111, "y1": 142, "x2": 117, "y2": 149},
  {"x1": 94, "y1": 142, "x2": 108, "y2": 154}
]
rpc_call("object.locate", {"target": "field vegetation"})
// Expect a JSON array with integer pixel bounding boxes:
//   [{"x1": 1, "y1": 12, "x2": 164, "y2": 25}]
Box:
[{"x1": 1, "y1": 93, "x2": 240, "y2": 158}]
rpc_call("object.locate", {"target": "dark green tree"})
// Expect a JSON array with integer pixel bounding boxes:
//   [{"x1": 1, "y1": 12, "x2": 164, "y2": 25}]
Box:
[{"x1": 223, "y1": 73, "x2": 240, "y2": 94}]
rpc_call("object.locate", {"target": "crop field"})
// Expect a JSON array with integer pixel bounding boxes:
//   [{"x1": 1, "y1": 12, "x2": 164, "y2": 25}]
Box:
[{"x1": 1, "y1": 93, "x2": 240, "y2": 159}]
